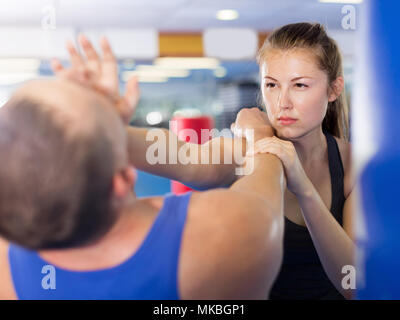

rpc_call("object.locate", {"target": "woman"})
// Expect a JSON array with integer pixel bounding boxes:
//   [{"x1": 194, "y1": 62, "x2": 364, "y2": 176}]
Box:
[
  {"x1": 239, "y1": 22, "x2": 355, "y2": 300},
  {"x1": 52, "y1": 22, "x2": 355, "y2": 299}
]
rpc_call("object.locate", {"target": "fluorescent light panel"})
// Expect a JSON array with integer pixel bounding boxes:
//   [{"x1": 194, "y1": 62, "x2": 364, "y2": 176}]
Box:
[
  {"x1": 154, "y1": 57, "x2": 220, "y2": 69},
  {"x1": 217, "y1": 10, "x2": 239, "y2": 21}
]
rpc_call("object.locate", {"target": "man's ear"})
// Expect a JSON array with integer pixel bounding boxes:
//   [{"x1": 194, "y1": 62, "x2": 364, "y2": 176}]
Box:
[
  {"x1": 328, "y1": 76, "x2": 344, "y2": 102},
  {"x1": 112, "y1": 166, "x2": 137, "y2": 199}
]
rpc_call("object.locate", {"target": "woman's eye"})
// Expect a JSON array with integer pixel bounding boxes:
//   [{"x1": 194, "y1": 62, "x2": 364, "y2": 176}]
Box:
[
  {"x1": 266, "y1": 82, "x2": 276, "y2": 88},
  {"x1": 295, "y1": 83, "x2": 308, "y2": 88}
]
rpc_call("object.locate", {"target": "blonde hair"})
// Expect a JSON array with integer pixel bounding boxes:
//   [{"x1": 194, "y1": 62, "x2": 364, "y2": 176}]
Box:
[{"x1": 257, "y1": 22, "x2": 349, "y2": 140}]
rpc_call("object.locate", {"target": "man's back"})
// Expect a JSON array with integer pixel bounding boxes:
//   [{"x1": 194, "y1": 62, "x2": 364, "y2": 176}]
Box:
[{"x1": 0, "y1": 185, "x2": 283, "y2": 300}]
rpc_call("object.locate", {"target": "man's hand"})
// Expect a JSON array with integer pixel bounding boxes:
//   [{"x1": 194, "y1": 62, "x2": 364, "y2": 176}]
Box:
[
  {"x1": 231, "y1": 107, "x2": 274, "y2": 142},
  {"x1": 51, "y1": 34, "x2": 140, "y2": 125}
]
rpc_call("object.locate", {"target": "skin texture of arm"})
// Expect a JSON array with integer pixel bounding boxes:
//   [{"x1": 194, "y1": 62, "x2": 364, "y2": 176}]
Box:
[
  {"x1": 252, "y1": 136, "x2": 356, "y2": 299},
  {"x1": 126, "y1": 126, "x2": 248, "y2": 189},
  {"x1": 289, "y1": 141, "x2": 356, "y2": 300},
  {"x1": 178, "y1": 152, "x2": 286, "y2": 299},
  {"x1": 125, "y1": 109, "x2": 274, "y2": 189},
  {"x1": 295, "y1": 183, "x2": 356, "y2": 299}
]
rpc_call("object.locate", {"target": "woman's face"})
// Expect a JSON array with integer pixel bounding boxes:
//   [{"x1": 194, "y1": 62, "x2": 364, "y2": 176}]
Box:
[{"x1": 260, "y1": 48, "x2": 334, "y2": 140}]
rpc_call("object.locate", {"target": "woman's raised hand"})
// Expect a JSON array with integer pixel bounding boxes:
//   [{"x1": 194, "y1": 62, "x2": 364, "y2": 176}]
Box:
[{"x1": 247, "y1": 136, "x2": 312, "y2": 196}]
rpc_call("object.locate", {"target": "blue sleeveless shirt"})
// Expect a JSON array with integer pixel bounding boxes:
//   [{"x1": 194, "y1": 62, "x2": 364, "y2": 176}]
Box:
[{"x1": 8, "y1": 192, "x2": 192, "y2": 300}]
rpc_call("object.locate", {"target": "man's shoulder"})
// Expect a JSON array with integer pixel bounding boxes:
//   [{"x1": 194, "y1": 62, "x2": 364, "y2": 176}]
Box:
[
  {"x1": 178, "y1": 189, "x2": 279, "y2": 299},
  {"x1": 137, "y1": 196, "x2": 165, "y2": 211},
  {"x1": 186, "y1": 189, "x2": 271, "y2": 235},
  {"x1": 188, "y1": 188, "x2": 260, "y2": 217}
]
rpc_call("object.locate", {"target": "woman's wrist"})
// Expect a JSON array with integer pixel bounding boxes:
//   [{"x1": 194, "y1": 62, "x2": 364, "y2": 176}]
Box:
[{"x1": 294, "y1": 178, "x2": 316, "y2": 200}]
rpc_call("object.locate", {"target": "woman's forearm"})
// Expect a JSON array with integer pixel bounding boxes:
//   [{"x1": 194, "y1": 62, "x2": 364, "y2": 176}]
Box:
[{"x1": 297, "y1": 184, "x2": 356, "y2": 299}]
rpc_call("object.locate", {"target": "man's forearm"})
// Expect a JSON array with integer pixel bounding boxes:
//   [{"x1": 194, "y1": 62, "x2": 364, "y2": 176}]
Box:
[
  {"x1": 125, "y1": 125, "x2": 276, "y2": 190},
  {"x1": 230, "y1": 153, "x2": 285, "y2": 213},
  {"x1": 126, "y1": 126, "x2": 245, "y2": 189}
]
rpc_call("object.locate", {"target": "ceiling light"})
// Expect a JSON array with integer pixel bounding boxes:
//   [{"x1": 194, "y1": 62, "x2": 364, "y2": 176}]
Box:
[
  {"x1": 217, "y1": 9, "x2": 239, "y2": 21},
  {"x1": 154, "y1": 57, "x2": 220, "y2": 69},
  {"x1": 134, "y1": 66, "x2": 190, "y2": 78}
]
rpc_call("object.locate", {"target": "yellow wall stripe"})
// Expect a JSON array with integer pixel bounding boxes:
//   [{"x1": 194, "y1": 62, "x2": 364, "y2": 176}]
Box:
[
  {"x1": 158, "y1": 32, "x2": 270, "y2": 57},
  {"x1": 159, "y1": 33, "x2": 203, "y2": 57}
]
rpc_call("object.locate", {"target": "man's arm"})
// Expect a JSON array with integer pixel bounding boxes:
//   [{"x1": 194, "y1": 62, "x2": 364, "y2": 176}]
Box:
[
  {"x1": 126, "y1": 108, "x2": 274, "y2": 189},
  {"x1": 126, "y1": 126, "x2": 247, "y2": 189},
  {"x1": 179, "y1": 138, "x2": 286, "y2": 299}
]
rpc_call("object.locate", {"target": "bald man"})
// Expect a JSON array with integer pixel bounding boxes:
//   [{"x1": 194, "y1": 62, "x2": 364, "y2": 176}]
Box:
[{"x1": 0, "y1": 77, "x2": 285, "y2": 299}]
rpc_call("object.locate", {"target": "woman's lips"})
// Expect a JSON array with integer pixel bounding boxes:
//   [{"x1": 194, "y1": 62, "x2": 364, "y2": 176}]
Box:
[{"x1": 278, "y1": 117, "x2": 297, "y2": 125}]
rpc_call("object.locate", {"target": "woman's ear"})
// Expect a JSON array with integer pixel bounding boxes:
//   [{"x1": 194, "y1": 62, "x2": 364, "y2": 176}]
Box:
[{"x1": 328, "y1": 76, "x2": 344, "y2": 102}]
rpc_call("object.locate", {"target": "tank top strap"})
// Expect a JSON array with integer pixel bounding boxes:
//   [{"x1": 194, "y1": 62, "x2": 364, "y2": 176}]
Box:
[
  {"x1": 144, "y1": 191, "x2": 192, "y2": 261},
  {"x1": 324, "y1": 132, "x2": 345, "y2": 224}
]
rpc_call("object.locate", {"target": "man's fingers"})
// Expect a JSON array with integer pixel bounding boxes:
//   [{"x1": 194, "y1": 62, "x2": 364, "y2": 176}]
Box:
[
  {"x1": 100, "y1": 36, "x2": 118, "y2": 72},
  {"x1": 247, "y1": 138, "x2": 270, "y2": 156},
  {"x1": 67, "y1": 40, "x2": 85, "y2": 68},
  {"x1": 261, "y1": 146, "x2": 282, "y2": 159},
  {"x1": 125, "y1": 75, "x2": 140, "y2": 108},
  {"x1": 99, "y1": 36, "x2": 118, "y2": 85},
  {"x1": 78, "y1": 34, "x2": 101, "y2": 73},
  {"x1": 100, "y1": 36, "x2": 116, "y2": 62}
]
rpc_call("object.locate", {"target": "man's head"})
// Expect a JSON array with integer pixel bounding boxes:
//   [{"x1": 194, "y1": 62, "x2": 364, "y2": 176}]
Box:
[{"x1": 0, "y1": 79, "x2": 135, "y2": 250}]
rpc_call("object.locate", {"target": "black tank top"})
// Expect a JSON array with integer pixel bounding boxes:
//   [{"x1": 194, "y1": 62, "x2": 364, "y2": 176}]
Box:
[{"x1": 269, "y1": 132, "x2": 346, "y2": 300}]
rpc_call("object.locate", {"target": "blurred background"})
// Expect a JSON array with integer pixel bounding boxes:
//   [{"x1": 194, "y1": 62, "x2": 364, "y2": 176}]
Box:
[{"x1": 0, "y1": 0, "x2": 361, "y2": 196}]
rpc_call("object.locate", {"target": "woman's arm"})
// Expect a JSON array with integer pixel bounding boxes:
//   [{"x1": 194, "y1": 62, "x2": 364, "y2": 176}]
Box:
[
  {"x1": 296, "y1": 185, "x2": 356, "y2": 299},
  {"x1": 251, "y1": 136, "x2": 356, "y2": 299}
]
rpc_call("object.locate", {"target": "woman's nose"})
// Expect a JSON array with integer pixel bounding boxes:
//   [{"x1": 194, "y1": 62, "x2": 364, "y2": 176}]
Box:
[{"x1": 278, "y1": 89, "x2": 293, "y2": 110}]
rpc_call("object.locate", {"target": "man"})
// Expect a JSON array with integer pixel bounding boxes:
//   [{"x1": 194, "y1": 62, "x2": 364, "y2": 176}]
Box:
[{"x1": 0, "y1": 36, "x2": 285, "y2": 299}]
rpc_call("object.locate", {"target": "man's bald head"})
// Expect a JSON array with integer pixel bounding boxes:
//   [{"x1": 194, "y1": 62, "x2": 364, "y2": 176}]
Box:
[
  {"x1": 13, "y1": 79, "x2": 127, "y2": 164},
  {"x1": 0, "y1": 79, "x2": 128, "y2": 250}
]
